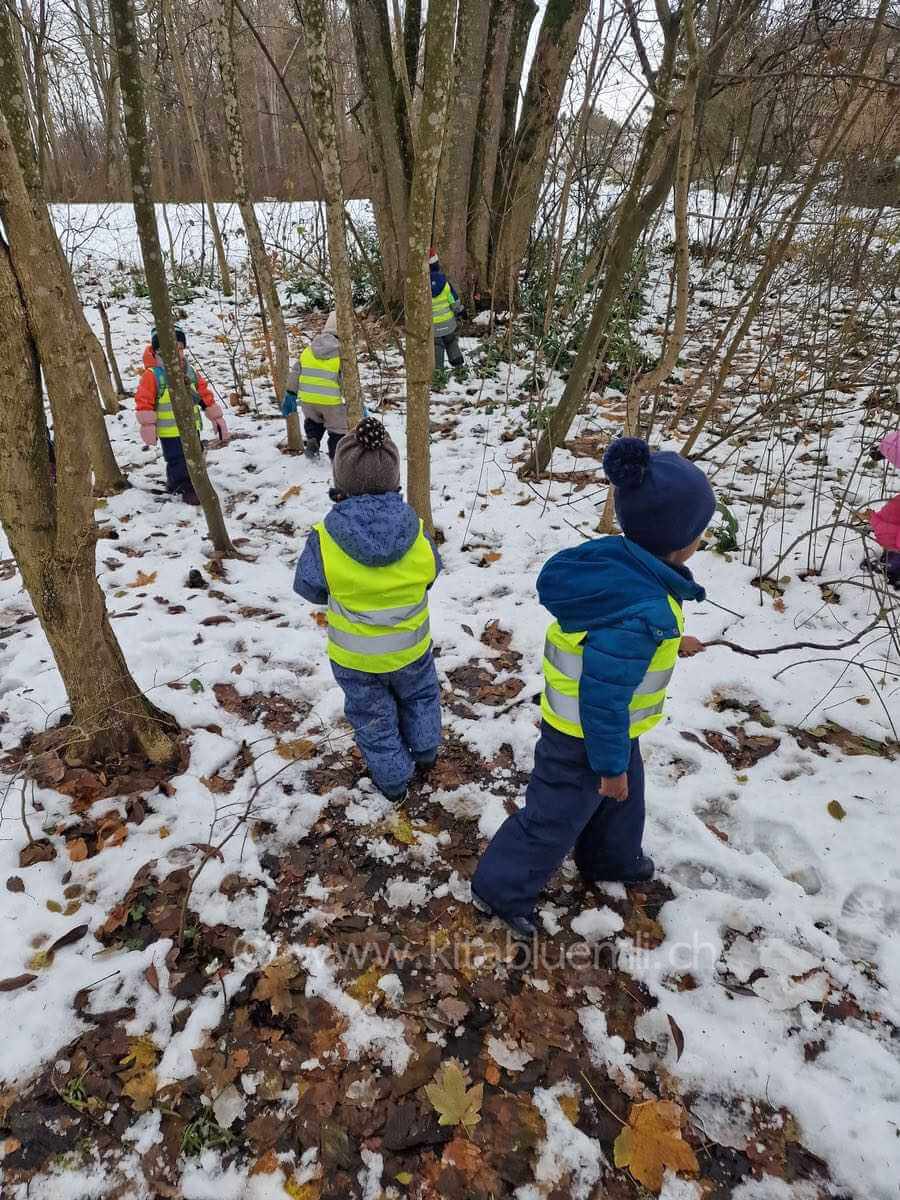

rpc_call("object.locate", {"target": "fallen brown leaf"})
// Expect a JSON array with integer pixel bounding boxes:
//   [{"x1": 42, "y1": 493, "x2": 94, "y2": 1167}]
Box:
[{"x1": 614, "y1": 1099, "x2": 699, "y2": 1192}]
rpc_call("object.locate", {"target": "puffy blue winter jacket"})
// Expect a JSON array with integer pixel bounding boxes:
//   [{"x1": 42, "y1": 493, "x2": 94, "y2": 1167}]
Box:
[
  {"x1": 294, "y1": 492, "x2": 442, "y2": 607},
  {"x1": 536, "y1": 537, "x2": 704, "y2": 777}
]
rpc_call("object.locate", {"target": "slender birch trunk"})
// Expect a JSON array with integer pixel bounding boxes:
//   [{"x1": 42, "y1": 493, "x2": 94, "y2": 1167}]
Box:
[
  {"x1": 298, "y1": 0, "x2": 363, "y2": 426},
  {"x1": 405, "y1": 0, "x2": 459, "y2": 534},
  {"x1": 110, "y1": 0, "x2": 236, "y2": 556}
]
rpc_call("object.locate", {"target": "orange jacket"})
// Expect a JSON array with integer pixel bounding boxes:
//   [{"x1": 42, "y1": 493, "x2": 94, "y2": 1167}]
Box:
[{"x1": 135, "y1": 344, "x2": 215, "y2": 414}]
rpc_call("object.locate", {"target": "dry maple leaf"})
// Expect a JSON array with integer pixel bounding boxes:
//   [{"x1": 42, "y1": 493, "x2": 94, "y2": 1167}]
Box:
[
  {"x1": 119, "y1": 1036, "x2": 159, "y2": 1113},
  {"x1": 276, "y1": 738, "x2": 317, "y2": 761},
  {"x1": 128, "y1": 570, "x2": 157, "y2": 588},
  {"x1": 613, "y1": 1099, "x2": 699, "y2": 1193},
  {"x1": 347, "y1": 964, "x2": 383, "y2": 1006},
  {"x1": 425, "y1": 1059, "x2": 483, "y2": 1135},
  {"x1": 253, "y1": 956, "x2": 300, "y2": 1016}
]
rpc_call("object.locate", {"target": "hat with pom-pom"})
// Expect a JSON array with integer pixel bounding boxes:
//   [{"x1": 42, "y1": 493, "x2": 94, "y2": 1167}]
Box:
[
  {"x1": 602, "y1": 436, "x2": 716, "y2": 556},
  {"x1": 333, "y1": 417, "x2": 401, "y2": 497}
]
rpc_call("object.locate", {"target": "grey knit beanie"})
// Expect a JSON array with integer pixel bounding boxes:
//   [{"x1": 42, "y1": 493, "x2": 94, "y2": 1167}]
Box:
[{"x1": 333, "y1": 418, "x2": 401, "y2": 496}]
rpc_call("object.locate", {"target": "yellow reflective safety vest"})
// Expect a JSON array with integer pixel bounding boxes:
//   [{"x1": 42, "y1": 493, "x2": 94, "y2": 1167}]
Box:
[
  {"x1": 540, "y1": 594, "x2": 685, "y2": 740},
  {"x1": 153, "y1": 366, "x2": 202, "y2": 439},
  {"x1": 431, "y1": 282, "x2": 457, "y2": 336},
  {"x1": 298, "y1": 347, "x2": 342, "y2": 407},
  {"x1": 316, "y1": 521, "x2": 436, "y2": 673}
]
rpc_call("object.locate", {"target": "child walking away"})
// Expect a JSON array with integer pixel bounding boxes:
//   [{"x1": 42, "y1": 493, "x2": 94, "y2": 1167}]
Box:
[
  {"x1": 135, "y1": 325, "x2": 229, "y2": 506},
  {"x1": 429, "y1": 248, "x2": 465, "y2": 375},
  {"x1": 293, "y1": 418, "x2": 443, "y2": 801},
  {"x1": 282, "y1": 310, "x2": 348, "y2": 461},
  {"x1": 471, "y1": 437, "x2": 716, "y2": 937},
  {"x1": 866, "y1": 430, "x2": 900, "y2": 589}
]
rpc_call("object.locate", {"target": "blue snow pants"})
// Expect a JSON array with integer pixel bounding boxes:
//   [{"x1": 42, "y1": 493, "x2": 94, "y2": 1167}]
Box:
[
  {"x1": 161, "y1": 436, "x2": 192, "y2": 493},
  {"x1": 332, "y1": 648, "x2": 442, "y2": 796},
  {"x1": 472, "y1": 721, "x2": 645, "y2": 919}
]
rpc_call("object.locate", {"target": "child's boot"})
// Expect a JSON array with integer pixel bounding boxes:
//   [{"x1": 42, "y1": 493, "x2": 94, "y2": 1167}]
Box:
[{"x1": 471, "y1": 890, "x2": 539, "y2": 940}]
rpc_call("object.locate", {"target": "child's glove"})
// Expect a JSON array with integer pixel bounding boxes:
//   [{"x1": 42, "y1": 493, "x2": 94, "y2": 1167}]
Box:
[
  {"x1": 137, "y1": 411, "x2": 157, "y2": 447},
  {"x1": 282, "y1": 392, "x2": 298, "y2": 417},
  {"x1": 205, "y1": 403, "x2": 231, "y2": 445}
]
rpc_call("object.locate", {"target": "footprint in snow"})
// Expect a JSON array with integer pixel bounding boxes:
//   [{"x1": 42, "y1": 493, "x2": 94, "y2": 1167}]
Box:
[
  {"x1": 666, "y1": 861, "x2": 768, "y2": 900},
  {"x1": 838, "y1": 884, "x2": 900, "y2": 960},
  {"x1": 750, "y1": 819, "x2": 824, "y2": 896}
]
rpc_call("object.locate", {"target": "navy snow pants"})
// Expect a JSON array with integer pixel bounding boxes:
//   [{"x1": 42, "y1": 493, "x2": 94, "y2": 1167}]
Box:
[
  {"x1": 333, "y1": 648, "x2": 442, "y2": 797},
  {"x1": 161, "y1": 434, "x2": 201, "y2": 494},
  {"x1": 472, "y1": 721, "x2": 645, "y2": 919}
]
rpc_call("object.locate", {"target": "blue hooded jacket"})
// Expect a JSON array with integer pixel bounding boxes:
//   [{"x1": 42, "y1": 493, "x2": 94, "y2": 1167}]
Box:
[
  {"x1": 537, "y1": 536, "x2": 704, "y2": 777},
  {"x1": 294, "y1": 492, "x2": 442, "y2": 607}
]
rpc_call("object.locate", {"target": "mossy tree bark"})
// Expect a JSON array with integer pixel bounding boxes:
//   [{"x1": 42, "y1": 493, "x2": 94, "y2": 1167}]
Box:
[
  {"x1": 111, "y1": 0, "x2": 237, "y2": 555},
  {"x1": 489, "y1": 0, "x2": 590, "y2": 308},
  {"x1": 405, "y1": 0, "x2": 459, "y2": 535},
  {"x1": 0, "y1": 4, "x2": 127, "y2": 497},
  {"x1": 0, "y1": 139, "x2": 178, "y2": 767},
  {"x1": 347, "y1": 0, "x2": 414, "y2": 312},
  {"x1": 298, "y1": 0, "x2": 363, "y2": 426}
]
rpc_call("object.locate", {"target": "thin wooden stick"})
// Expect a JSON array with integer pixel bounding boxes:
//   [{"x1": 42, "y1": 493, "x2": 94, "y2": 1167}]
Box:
[{"x1": 705, "y1": 618, "x2": 884, "y2": 658}]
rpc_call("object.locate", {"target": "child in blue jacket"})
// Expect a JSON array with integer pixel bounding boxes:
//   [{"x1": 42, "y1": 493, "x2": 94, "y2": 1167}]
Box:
[
  {"x1": 472, "y1": 438, "x2": 716, "y2": 935},
  {"x1": 293, "y1": 418, "x2": 442, "y2": 801}
]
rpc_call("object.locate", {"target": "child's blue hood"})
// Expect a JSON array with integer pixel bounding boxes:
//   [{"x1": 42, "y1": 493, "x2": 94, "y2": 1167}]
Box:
[
  {"x1": 323, "y1": 492, "x2": 420, "y2": 567},
  {"x1": 538, "y1": 536, "x2": 705, "y2": 637},
  {"x1": 430, "y1": 269, "x2": 448, "y2": 297}
]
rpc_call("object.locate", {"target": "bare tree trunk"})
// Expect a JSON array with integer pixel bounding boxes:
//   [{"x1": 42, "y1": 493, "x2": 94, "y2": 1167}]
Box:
[
  {"x1": 111, "y1": 0, "x2": 236, "y2": 556},
  {"x1": 433, "y1": 0, "x2": 491, "y2": 288},
  {"x1": 490, "y1": 0, "x2": 590, "y2": 308},
  {"x1": 467, "y1": 0, "x2": 520, "y2": 308},
  {"x1": 405, "y1": 0, "x2": 458, "y2": 534},
  {"x1": 624, "y1": 0, "x2": 698, "y2": 439},
  {"x1": 213, "y1": 0, "x2": 289, "y2": 402},
  {"x1": 161, "y1": 0, "x2": 233, "y2": 296},
  {"x1": 526, "y1": 11, "x2": 682, "y2": 476},
  {"x1": 298, "y1": 0, "x2": 363, "y2": 426},
  {"x1": 83, "y1": 313, "x2": 121, "y2": 415},
  {"x1": 348, "y1": 0, "x2": 413, "y2": 311},
  {"x1": 97, "y1": 300, "x2": 127, "y2": 397},
  {"x1": 529, "y1": 0, "x2": 756, "y2": 474},
  {"x1": 0, "y1": 166, "x2": 177, "y2": 766},
  {"x1": 679, "y1": 0, "x2": 891, "y2": 457},
  {"x1": 0, "y1": 6, "x2": 127, "y2": 497},
  {"x1": 403, "y1": 0, "x2": 422, "y2": 91}
]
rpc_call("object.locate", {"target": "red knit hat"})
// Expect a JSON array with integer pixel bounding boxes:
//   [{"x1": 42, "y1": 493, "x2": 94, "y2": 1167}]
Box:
[{"x1": 428, "y1": 246, "x2": 439, "y2": 265}]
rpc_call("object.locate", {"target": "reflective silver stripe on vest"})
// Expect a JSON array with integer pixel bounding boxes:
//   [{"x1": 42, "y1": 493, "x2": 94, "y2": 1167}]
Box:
[
  {"x1": 328, "y1": 595, "x2": 428, "y2": 628},
  {"x1": 629, "y1": 698, "x2": 666, "y2": 725},
  {"x1": 637, "y1": 666, "x2": 675, "y2": 694},
  {"x1": 544, "y1": 639, "x2": 583, "y2": 680},
  {"x1": 299, "y1": 382, "x2": 341, "y2": 398},
  {"x1": 300, "y1": 366, "x2": 339, "y2": 381},
  {"x1": 543, "y1": 681, "x2": 581, "y2": 725},
  {"x1": 328, "y1": 616, "x2": 431, "y2": 656}
]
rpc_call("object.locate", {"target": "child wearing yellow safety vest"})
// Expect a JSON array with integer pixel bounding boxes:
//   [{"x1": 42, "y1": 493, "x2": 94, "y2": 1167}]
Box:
[
  {"x1": 282, "y1": 310, "x2": 348, "y2": 460},
  {"x1": 471, "y1": 438, "x2": 716, "y2": 937},
  {"x1": 293, "y1": 418, "x2": 443, "y2": 802},
  {"x1": 428, "y1": 248, "x2": 464, "y2": 372}
]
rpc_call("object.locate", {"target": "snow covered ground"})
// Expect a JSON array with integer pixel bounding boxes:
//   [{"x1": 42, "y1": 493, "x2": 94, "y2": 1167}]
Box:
[{"x1": 1, "y1": 205, "x2": 899, "y2": 1199}]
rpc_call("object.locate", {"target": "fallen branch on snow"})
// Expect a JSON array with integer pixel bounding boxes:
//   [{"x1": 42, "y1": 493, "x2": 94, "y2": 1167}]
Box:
[{"x1": 705, "y1": 617, "x2": 884, "y2": 658}]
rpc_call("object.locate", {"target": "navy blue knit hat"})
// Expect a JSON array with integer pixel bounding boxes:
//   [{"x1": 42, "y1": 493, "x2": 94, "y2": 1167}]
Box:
[
  {"x1": 151, "y1": 325, "x2": 186, "y2": 352},
  {"x1": 603, "y1": 437, "x2": 716, "y2": 556}
]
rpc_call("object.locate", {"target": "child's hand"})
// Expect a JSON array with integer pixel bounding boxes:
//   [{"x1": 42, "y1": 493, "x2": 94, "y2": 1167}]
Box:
[
  {"x1": 599, "y1": 773, "x2": 629, "y2": 802},
  {"x1": 679, "y1": 635, "x2": 705, "y2": 657}
]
